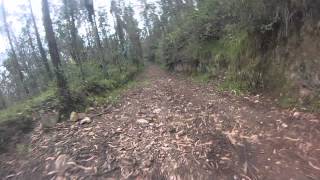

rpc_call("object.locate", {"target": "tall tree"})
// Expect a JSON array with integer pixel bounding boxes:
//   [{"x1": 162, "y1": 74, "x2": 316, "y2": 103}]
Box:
[
  {"x1": 28, "y1": 0, "x2": 53, "y2": 80},
  {"x1": 26, "y1": 24, "x2": 40, "y2": 65},
  {"x1": 84, "y1": 0, "x2": 102, "y2": 51},
  {"x1": 84, "y1": 0, "x2": 107, "y2": 70},
  {"x1": 139, "y1": 0, "x2": 152, "y2": 37},
  {"x1": 111, "y1": 0, "x2": 126, "y2": 54},
  {"x1": 25, "y1": 22, "x2": 43, "y2": 76},
  {"x1": 1, "y1": 1, "x2": 29, "y2": 96},
  {"x1": 141, "y1": 6, "x2": 163, "y2": 62},
  {"x1": 123, "y1": 6, "x2": 143, "y2": 66},
  {"x1": 63, "y1": 0, "x2": 85, "y2": 80},
  {"x1": 97, "y1": 10, "x2": 110, "y2": 47},
  {"x1": 13, "y1": 31, "x2": 40, "y2": 95},
  {"x1": 42, "y1": 0, "x2": 72, "y2": 116},
  {"x1": 0, "y1": 80, "x2": 6, "y2": 109}
]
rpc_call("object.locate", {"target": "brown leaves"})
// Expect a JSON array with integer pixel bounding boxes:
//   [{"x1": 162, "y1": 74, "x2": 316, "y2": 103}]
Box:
[
  {"x1": 46, "y1": 154, "x2": 96, "y2": 179},
  {"x1": 5, "y1": 66, "x2": 320, "y2": 179}
]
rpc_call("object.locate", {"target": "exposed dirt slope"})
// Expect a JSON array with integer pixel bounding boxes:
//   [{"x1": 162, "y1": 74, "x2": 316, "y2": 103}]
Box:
[{"x1": 1, "y1": 65, "x2": 319, "y2": 180}]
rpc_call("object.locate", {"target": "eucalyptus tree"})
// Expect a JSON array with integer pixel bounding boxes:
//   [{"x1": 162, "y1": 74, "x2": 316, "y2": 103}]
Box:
[
  {"x1": 139, "y1": 0, "x2": 152, "y2": 37},
  {"x1": 25, "y1": 21, "x2": 47, "y2": 90},
  {"x1": 42, "y1": 0, "x2": 72, "y2": 116},
  {"x1": 14, "y1": 29, "x2": 40, "y2": 95},
  {"x1": 0, "y1": 91, "x2": 5, "y2": 109},
  {"x1": 0, "y1": 76, "x2": 6, "y2": 109},
  {"x1": 111, "y1": 0, "x2": 126, "y2": 54},
  {"x1": 63, "y1": 0, "x2": 85, "y2": 80},
  {"x1": 2, "y1": 57, "x2": 25, "y2": 99},
  {"x1": 123, "y1": 6, "x2": 143, "y2": 66},
  {"x1": 97, "y1": 10, "x2": 110, "y2": 48},
  {"x1": 28, "y1": 0, "x2": 53, "y2": 80},
  {"x1": 83, "y1": 1, "x2": 102, "y2": 50},
  {"x1": 25, "y1": 22, "x2": 41, "y2": 68},
  {"x1": 84, "y1": 0, "x2": 107, "y2": 71},
  {"x1": 1, "y1": 1, "x2": 29, "y2": 96}
]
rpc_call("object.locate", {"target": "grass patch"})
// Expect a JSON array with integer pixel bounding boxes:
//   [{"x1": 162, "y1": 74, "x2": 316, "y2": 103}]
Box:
[
  {"x1": 0, "y1": 64, "x2": 142, "y2": 125},
  {"x1": 16, "y1": 143, "x2": 30, "y2": 155},
  {"x1": 88, "y1": 79, "x2": 139, "y2": 105},
  {"x1": 278, "y1": 93, "x2": 320, "y2": 112},
  {"x1": 86, "y1": 65, "x2": 143, "y2": 106},
  {"x1": 217, "y1": 80, "x2": 248, "y2": 96},
  {"x1": 89, "y1": 77, "x2": 150, "y2": 106},
  {"x1": 0, "y1": 89, "x2": 55, "y2": 124},
  {"x1": 0, "y1": 64, "x2": 143, "y2": 153},
  {"x1": 278, "y1": 96, "x2": 299, "y2": 109},
  {"x1": 190, "y1": 73, "x2": 211, "y2": 84}
]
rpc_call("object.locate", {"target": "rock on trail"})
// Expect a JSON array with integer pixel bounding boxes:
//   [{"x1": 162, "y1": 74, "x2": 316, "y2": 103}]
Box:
[{"x1": 0, "y1": 65, "x2": 319, "y2": 180}]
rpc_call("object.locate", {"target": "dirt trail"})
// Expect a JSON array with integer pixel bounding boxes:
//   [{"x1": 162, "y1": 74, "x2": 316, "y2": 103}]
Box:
[{"x1": 1, "y1": 65, "x2": 320, "y2": 180}]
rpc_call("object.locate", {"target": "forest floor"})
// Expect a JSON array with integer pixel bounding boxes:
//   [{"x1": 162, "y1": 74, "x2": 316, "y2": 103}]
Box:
[{"x1": 1, "y1": 65, "x2": 320, "y2": 180}]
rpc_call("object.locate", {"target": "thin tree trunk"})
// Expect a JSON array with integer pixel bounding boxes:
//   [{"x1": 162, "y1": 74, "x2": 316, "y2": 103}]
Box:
[
  {"x1": 10, "y1": 28, "x2": 40, "y2": 94},
  {"x1": 85, "y1": 24, "x2": 93, "y2": 57},
  {"x1": 27, "y1": 29, "x2": 48, "y2": 90},
  {"x1": 0, "y1": 89, "x2": 6, "y2": 110},
  {"x1": 63, "y1": 0, "x2": 85, "y2": 80},
  {"x1": 42, "y1": 0, "x2": 72, "y2": 117},
  {"x1": 93, "y1": 20, "x2": 102, "y2": 50},
  {"x1": 91, "y1": 13, "x2": 106, "y2": 67},
  {"x1": 28, "y1": 0, "x2": 53, "y2": 80},
  {"x1": 1, "y1": 1, "x2": 29, "y2": 96},
  {"x1": 84, "y1": 0, "x2": 107, "y2": 72},
  {"x1": 19, "y1": 48, "x2": 40, "y2": 95},
  {"x1": 84, "y1": 0, "x2": 102, "y2": 50},
  {"x1": 27, "y1": 29, "x2": 41, "y2": 65},
  {"x1": 70, "y1": 10, "x2": 85, "y2": 80}
]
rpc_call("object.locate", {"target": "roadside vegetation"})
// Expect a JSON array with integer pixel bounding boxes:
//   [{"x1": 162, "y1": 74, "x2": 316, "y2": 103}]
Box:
[
  {"x1": 0, "y1": 0, "x2": 144, "y2": 152},
  {"x1": 143, "y1": 0, "x2": 320, "y2": 111}
]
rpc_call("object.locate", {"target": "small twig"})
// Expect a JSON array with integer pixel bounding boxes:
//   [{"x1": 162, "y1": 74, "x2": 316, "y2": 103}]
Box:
[
  {"x1": 309, "y1": 161, "x2": 320, "y2": 171},
  {"x1": 89, "y1": 106, "x2": 113, "y2": 119},
  {"x1": 241, "y1": 174, "x2": 253, "y2": 180},
  {"x1": 283, "y1": 136, "x2": 300, "y2": 142}
]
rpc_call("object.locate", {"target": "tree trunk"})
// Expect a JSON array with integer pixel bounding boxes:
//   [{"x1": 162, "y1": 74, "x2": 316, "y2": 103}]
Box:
[
  {"x1": 26, "y1": 28, "x2": 41, "y2": 65},
  {"x1": 84, "y1": 0, "x2": 107, "y2": 72},
  {"x1": 85, "y1": 23, "x2": 93, "y2": 57},
  {"x1": 10, "y1": 27, "x2": 40, "y2": 95},
  {"x1": 28, "y1": 0, "x2": 53, "y2": 80},
  {"x1": 0, "y1": 89, "x2": 6, "y2": 110},
  {"x1": 19, "y1": 47, "x2": 40, "y2": 95},
  {"x1": 90, "y1": 16, "x2": 103, "y2": 51},
  {"x1": 91, "y1": 12, "x2": 106, "y2": 63},
  {"x1": 1, "y1": 1, "x2": 29, "y2": 96},
  {"x1": 27, "y1": 29, "x2": 48, "y2": 90},
  {"x1": 115, "y1": 15, "x2": 126, "y2": 54},
  {"x1": 42, "y1": 0, "x2": 72, "y2": 117},
  {"x1": 63, "y1": 0, "x2": 85, "y2": 80}
]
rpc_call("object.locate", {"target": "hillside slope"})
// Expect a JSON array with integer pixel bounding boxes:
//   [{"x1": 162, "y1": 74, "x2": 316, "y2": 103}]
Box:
[{"x1": 145, "y1": 0, "x2": 320, "y2": 111}]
